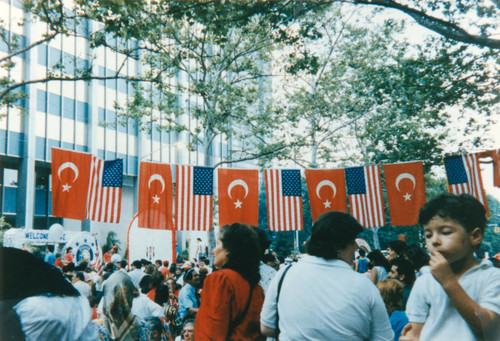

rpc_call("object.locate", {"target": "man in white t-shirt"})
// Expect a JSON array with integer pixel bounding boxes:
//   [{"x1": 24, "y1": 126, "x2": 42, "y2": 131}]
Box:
[
  {"x1": 72, "y1": 271, "x2": 92, "y2": 298},
  {"x1": 110, "y1": 246, "x2": 122, "y2": 263}
]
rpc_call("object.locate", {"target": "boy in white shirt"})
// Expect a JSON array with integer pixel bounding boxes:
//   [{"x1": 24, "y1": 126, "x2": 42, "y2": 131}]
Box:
[{"x1": 401, "y1": 193, "x2": 500, "y2": 341}]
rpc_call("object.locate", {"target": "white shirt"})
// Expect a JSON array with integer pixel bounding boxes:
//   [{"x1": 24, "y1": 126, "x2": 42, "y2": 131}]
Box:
[
  {"x1": 111, "y1": 253, "x2": 122, "y2": 263},
  {"x1": 14, "y1": 295, "x2": 97, "y2": 341},
  {"x1": 259, "y1": 262, "x2": 277, "y2": 294},
  {"x1": 406, "y1": 258, "x2": 500, "y2": 341},
  {"x1": 73, "y1": 280, "x2": 92, "y2": 298},
  {"x1": 261, "y1": 255, "x2": 393, "y2": 341},
  {"x1": 128, "y1": 268, "x2": 146, "y2": 290},
  {"x1": 132, "y1": 294, "x2": 164, "y2": 320}
]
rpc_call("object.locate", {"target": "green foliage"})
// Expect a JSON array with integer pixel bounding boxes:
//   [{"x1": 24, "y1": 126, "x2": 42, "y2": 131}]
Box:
[{"x1": 103, "y1": 231, "x2": 120, "y2": 253}]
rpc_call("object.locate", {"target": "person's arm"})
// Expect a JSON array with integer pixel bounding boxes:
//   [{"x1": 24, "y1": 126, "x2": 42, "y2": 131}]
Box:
[
  {"x1": 261, "y1": 324, "x2": 277, "y2": 338},
  {"x1": 354, "y1": 259, "x2": 359, "y2": 272},
  {"x1": 429, "y1": 251, "x2": 499, "y2": 339},
  {"x1": 399, "y1": 322, "x2": 424, "y2": 341},
  {"x1": 370, "y1": 267, "x2": 379, "y2": 284}
]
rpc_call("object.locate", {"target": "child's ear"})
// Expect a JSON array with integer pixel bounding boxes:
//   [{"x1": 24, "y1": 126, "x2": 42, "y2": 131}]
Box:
[{"x1": 469, "y1": 227, "x2": 483, "y2": 247}]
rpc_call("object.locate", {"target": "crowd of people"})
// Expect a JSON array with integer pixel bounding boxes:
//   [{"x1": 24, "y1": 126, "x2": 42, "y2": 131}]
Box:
[{"x1": 1, "y1": 193, "x2": 500, "y2": 340}]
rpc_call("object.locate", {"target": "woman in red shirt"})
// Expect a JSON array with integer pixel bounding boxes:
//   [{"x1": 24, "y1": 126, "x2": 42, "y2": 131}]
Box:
[
  {"x1": 64, "y1": 247, "x2": 73, "y2": 264},
  {"x1": 195, "y1": 223, "x2": 265, "y2": 341}
]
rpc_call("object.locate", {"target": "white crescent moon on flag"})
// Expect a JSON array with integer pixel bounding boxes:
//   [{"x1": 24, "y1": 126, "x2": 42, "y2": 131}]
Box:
[
  {"x1": 228, "y1": 179, "x2": 249, "y2": 199},
  {"x1": 148, "y1": 174, "x2": 165, "y2": 193},
  {"x1": 58, "y1": 162, "x2": 79, "y2": 182},
  {"x1": 316, "y1": 180, "x2": 336, "y2": 200},
  {"x1": 395, "y1": 173, "x2": 416, "y2": 192}
]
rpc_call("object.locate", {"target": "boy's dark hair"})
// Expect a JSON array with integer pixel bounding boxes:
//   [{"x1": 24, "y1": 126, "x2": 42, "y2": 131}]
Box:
[
  {"x1": 367, "y1": 250, "x2": 391, "y2": 272},
  {"x1": 131, "y1": 260, "x2": 142, "y2": 269},
  {"x1": 155, "y1": 259, "x2": 162, "y2": 266},
  {"x1": 55, "y1": 253, "x2": 61, "y2": 258},
  {"x1": 387, "y1": 240, "x2": 408, "y2": 256},
  {"x1": 358, "y1": 248, "x2": 366, "y2": 257},
  {"x1": 47, "y1": 245, "x2": 54, "y2": 252},
  {"x1": 307, "y1": 211, "x2": 363, "y2": 260},
  {"x1": 118, "y1": 260, "x2": 127, "y2": 268},
  {"x1": 391, "y1": 258, "x2": 416, "y2": 287},
  {"x1": 418, "y1": 193, "x2": 487, "y2": 233}
]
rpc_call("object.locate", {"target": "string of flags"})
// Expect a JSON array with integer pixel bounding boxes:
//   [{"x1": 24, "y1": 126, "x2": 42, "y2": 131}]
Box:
[{"x1": 50, "y1": 147, "x2": 499, "y2": 231}]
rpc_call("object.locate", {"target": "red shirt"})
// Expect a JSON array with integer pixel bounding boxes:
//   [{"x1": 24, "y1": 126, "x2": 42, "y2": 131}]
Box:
[
  {"x1": 54, "y1": 259, "x2": 64, "y2": 268},
  {"x1": 103, "y1": 252, "x2": 112, "y2": 264},
  {"x1": 64, "y1": 253, "x2": 73, "y2": 264},
  {"x1": 195, "y1": 269, "x2": 265, "y2": 341}
]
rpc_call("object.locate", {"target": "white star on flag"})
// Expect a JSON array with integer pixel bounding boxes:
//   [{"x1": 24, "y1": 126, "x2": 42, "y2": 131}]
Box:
[
  {"x1": 403, "y1": 193, "x2": 412, "y2": 201},
  {"x1": 62, "y1": 184, "x2": 71, "y2": 192},
  {"x1": 234, "y1": 200, "x2": 243, "y2": 208},
  {"x1": 323, "y1": 199, "x2": 331, "y2": 208},
  {"x1": 152, "y1": 195, "x2": 160, "y2": 204}
]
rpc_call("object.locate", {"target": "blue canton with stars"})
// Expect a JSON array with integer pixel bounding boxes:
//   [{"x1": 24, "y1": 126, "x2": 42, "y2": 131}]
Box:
[
  {"x1": 281, "y1": 170, "x2": 301, "y2": 196},
  {"x1": 102, "y1": 159, "x2": 123, "y2": 187},
  {"x1": 345, "y1": 167, "x2": 366, "y2": 195},
  {"x1": 193, "y1": 166, "x2": 213, "y2": 195},
  {"x1": 444, "y1": 157, "x2": 467, "y2": 184}
]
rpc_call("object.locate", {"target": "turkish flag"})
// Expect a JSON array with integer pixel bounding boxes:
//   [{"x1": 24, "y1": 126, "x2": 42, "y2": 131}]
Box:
[
  {"x1": 218, "y1": 169, "x2": 259, "y2": 227},
  {"x1": 51, "y1": 148, "x2": 92, "y2": 220},
  {"x1": 478, "y1": 149, "x2": 500, "y2": 188},
  {"x1": 384, "y1": 161, "x2": 426, "y2": 226},
  {"x1": 138, "y1": 162, "x2": 174, "y2": 229},
  {"x1": 305, "y1": 169, "x2": 347, "y2": 223}
]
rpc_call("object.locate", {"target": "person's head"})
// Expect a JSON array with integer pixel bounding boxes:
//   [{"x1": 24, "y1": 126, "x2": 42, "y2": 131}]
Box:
[
  {"x1": 163, "y1": 260, "x2": 169, "y2": 267},
  {"x1": 66, "y1": 247, "x2": 72, "y2": 254},
  {"x1": 182, "y1": 319, "x2": 195, "y2": 341},
  {"x1": 376, "y1": 279, "x2": 404, "y2": 316},
  {"x1": 145, "y1": 317, "x2": 164, "y2": 341},
  {"x1": 131, "y1": 260, "x2": 142, "y2": 270},
  {"x1": 151, "y1": 271, "x2": 165, "y2": 289},
  {"x1": 55, "y1": 253, "x2": 61, "y2": 260},
  {"x1": 358, "y1": 248, "x2": 366, "y2": 258},
  {"x1": 117, "y1": 260, "x2": 127, "y2": 270},
  {"x1": 104, "y1": 262, "x2": 114, "y2": 273},
  {"x1": 183, "y1": 268, "x2": 200, "y2": 288},
  {"x1": 306, "y1": 211, "x2": 363, "y2": 265},
  {"x1": 215, "y1": 223, "x2": 261, "y2": 286},
  {"x1": 201, "y1": 258, "x2": 210, "y2": 267},
  {"x1": 166, "y1": 278, "x2": 176, "y2": 292},
  {"x1": 76, "y1": 260, "x2": 88, "y2": 272},
  {"x1": 418, "y1": 193, "x2": 486, "y2": 263},
  {"x1": 145, "y1": 264, "x2": 155, "y2": 275},
  {"x1": 141, "y1": 259, "x2": 150, "y2": 268},
  {"x1": 155, "y1": 260, "x2": 162, "y2": 268},
  {"x1": 154, "y1": 284, "x2": 169, "y2": 306},
  {"x1": 47, "y1": 245, "x2": 55, "y2": 253},
  {"x1": 386, "y1": 240, "x2": 408, "y2": 261},
  {"x1": 255, "y1": 228, "x2": 271, "y2": 258},
  {"x1": 262, "y1": 253, "x2": 277, "y2": 269},
  {"x1": 102, "y1": 272, "x2": 135, "y2": 326},
  {"x1": 73, "y1": 271, "x2": 85, "y2": 283},
  {"x1": 404, "y1": 244, "x2": 430, "y2": 270},
  {"x1": 388, "y1": 258, "x2": 416, "y2": 287},
  {"x1": 169, "y1": 263, "x2": 177, "y2": 273},
  {"x1": 139, "y1": 275, "x2": 152, "y2": 294},
  {"x1": 367, "y1": 250, "x2": 391, "y2": 272},
  {"x1": 111, "y1": 246, "x2": 118, "y2": 254}
]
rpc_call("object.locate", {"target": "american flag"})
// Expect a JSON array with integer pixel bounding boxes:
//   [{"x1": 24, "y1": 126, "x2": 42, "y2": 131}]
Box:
[
  {"x1": 345, "y1": 166, "x2": 385, "y2": 228},
  {"x1": 86, "y1": 158, "x2": 123, "y2": 223},
  {"x1": 175, "y1": 165, "x2": 213, "y2": 231},
  {"x1": 264, "y1": 169, "x2": 303, "y2": 231},
  {"x1": 444, "y1": 154, "x2": 490, "y2": 214}
]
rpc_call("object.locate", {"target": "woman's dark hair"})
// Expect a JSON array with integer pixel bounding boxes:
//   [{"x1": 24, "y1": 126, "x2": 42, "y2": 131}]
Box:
[
  {"x1": 151, "y1": 271, "x2": 164, "y2": 289},
  {"x1": 307, "y1": 211, "x2": 363, "y2": 260},
  {"x1": 405, "y1": 244, "x2": 429, "y2": 270},
  {"x1": 368, "y1": 250, "x2": 391, "y2": 272},
  {"x1": 154, "y1": 284, "x2": 169, "y2": 306},
  {"x1": 418, "y1": 193, "x2": 487, "y2": 233},
  {"x1": 219, "y1": 223, "x2": 261, "y2": 287},
  {"x1": 139, "y1": 275, "x2": 152, "y2": 294}
]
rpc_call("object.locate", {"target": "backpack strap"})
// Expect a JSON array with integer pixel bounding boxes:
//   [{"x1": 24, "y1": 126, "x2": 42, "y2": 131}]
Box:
[{"x1": 275, "y1": 265, "x2": 292, "y2": 340}]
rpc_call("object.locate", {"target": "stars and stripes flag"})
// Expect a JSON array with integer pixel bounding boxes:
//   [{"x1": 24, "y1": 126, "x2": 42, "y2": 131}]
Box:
[
  {"x1": 345, "y1": 166, "x2": 385, "y2": 228},
  {"x1": 175, "y1": 165, "x2": 214, "y2": 231},
  {"x1": 86, "y1": 157, "x2": 123, "y2": 223},
  {"x1": 444, "y1": 154, "x2": 490, "y2": 216},
  {"x1": 264, "y1": 169, "x2": 303, "y2": 231}
]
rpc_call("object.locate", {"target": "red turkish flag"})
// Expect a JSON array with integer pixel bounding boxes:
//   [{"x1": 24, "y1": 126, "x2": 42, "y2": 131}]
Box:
[
  {"x1": 138, "y1": 162, "x2": 174, "y2": 229},
  {"x1": 218, "y1": 169, "x2": 259, "y2": 227},
  {"x1": 478, "y1": 149, "x2": 500, "y2": 188},
  {"x1": 305, "y1": 169, "x2": 347, "y2": 223},
  {"x1": 384, "y1": 161, "x2": 426, "y2": 226},
  {"x1": 51, "y1": 148, "x2": 92, "y2": 220}
]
